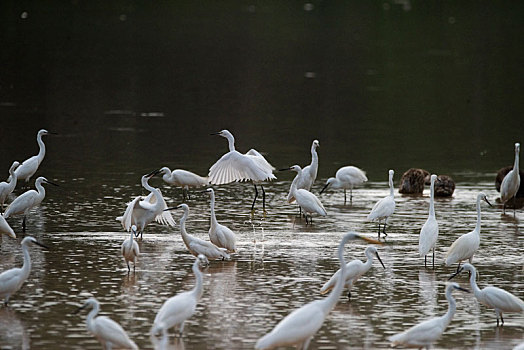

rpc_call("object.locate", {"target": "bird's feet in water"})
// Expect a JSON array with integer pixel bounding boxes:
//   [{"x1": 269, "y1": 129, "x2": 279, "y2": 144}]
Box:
[{"x1": 347, "y1": 291, "x2": 352, "y2": 300}]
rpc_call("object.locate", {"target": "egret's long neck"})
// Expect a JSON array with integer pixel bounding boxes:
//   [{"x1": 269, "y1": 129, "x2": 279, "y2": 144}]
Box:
[
  {"x1": 290, "y1": 171, "x2": 301, "y2": 196},
  {"x1": 7, "y1": 165, "x2": 17, "y2": 189},
  {"x1": 86, "y1": 303, "x2": 99, "y2": 333},
  {"x1": 468, "y1": 268, "x2": 483, "y2": 298},
  {"x1": 20, "y1": 244, "x2": 32, "y2": 281},
  {"x1": 225, "y1": 134, "x2": 236, "y2": 152},
  {"x1": 209, "y1": 193, "x2": 218, "y2": 228},
  {"x1": 191, "y1": 260, "x2": 204, "y2": 299},
  {"x1": 514, "y1": 147, "x2": 520, "y2": 172},
  {"x1": 363, "y1": 251, "x2": 374, "y2": 271},
  {"x1": 321, "y1": 235, "x2": 350, "y2": 314},
  {"x1": 442, "y1": 287, "x2": 457, "y2": 326},
  {"x1": 142, "y1": 177, "x2": 163, "y2": 210},
  {"x1": 35, "y1": 181, "x2": 46, "y2": 202},
  {"x1": 127, "y1": 230, "x2": 135, "y2": 249},
  {"x1": 36, "y1": 133, "x2": 46, "y2": 164},
  {"x1": 429, "y1": 178, "x2": 435, "y2": 218},
  {"x1": 310, "y1": 145, "x2": 318, "y2": 170},
  {"x1": 475, "y1": 195, "x2": 482, "y2": 234},
  {"x1": 161, "y1": 168, "x2": 172, "y2": 182},
  {"x1": 389, "y1": 173, "x2": 394, "y2": 197},
  {"x1": 180, "y1": 210, "x2": 191, "y2": 246}
]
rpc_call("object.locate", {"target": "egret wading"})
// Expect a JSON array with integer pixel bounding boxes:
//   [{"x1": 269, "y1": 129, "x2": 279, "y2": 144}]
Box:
[
  {"x1": 121, "y1": 225, "x2": 140, "y2": 272},
  {"x1": 255, "y1": 233, "x2": 381, "y2": 350},
  {"x1": 0, "y1": 236, "x2": 48, "y2": 306},
  {"x1": 13, "y1": 129, "x2": 54, "y2": 184},
  {"x1": 287, "y1": 140, "x2": 319, "y2": 204},
  {"x1": 208, "y1": 130, "x2": 276, "y2": 213},
  {"x1": 367, "y1": 169, "x2": 396, "y2": 238},
  {"x1": 419, "y1": 174, "x2": 439, "y2": 269},
  {"x1": 500, "y1": 142, "x2": 520, "y2": 214},
  {"x1": 320, "y1": 165, "x2": 368, "y2": 204},
  {"x1": 3, "y1": 176, "x2": 58, "y2": 231},
  {"x1": 445, "y1": 192, "x2": 491, "y2": 272},
  {"x1": 0, "y1": 161, "x2": 20, "y2": 211},
  {"x1": 205, "y1": 188, "x2": 237, "y2": 253},
  {"x1": 75, "y1": 297, "x2": 138, "y2": 350},
  {"x1": 158, "y1": 167, "x2": 208, "y2": 200}
]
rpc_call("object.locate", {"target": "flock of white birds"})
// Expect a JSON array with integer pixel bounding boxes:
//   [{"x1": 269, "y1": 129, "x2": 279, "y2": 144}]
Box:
[{"x1": 0, "y1": 129, "x2": 522, "y2": 349}]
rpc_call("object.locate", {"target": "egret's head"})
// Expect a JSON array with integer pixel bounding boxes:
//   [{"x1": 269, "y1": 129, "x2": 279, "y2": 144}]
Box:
[
  {"x1": 131, "y1": 225, "x2": 137, "y2": 234},
  {"x1": 365, "y1": 246, "x2": 386, "y2": 269},
  {"x1": 177, "y1": 203, "x2": 189, "y2": 212},
  {"x1": 10, "y1": 161, "x2": 20, "y2": 171},
  {"x1": 312, "y1": 140, "x2": 320, "y2": 148},
  {"x1": 289, "y1": 165, "x2": 301, "y2": 173},
  {"x1": 38, "y1": 129, "x2": 49, "y2": 136},
  {"x1": 516, "y1": 143, "x2": 520, "y2": 153},
  {"x1": 430, "y1": 174, "x2": 437, "y2": 184},
  {"x1": 448, "y1": 282, "x2": 470, "y2": 293},
  {"x1": 388, "y1": 169, "x2": 394, "y2": 177},
  {"x1": 204, "y1": 188, "x2": 214, "y2": 195},
  {"x1": 159, "y1": 167, "x2": 170, "y2": 175},
  {"x1": 75, "y1": 297, "x2": 98, "y2": 314},
  {"x1": 320, "y1": 177, "x2": 335, "y2": 194},
  {"x1": 478, "y1": 192, "x2": 492, "y2": 207},
  {"x1": 197, "y1": 254, "x2": 209, "y2": 267},
  {"x1": 21, "y1": 236, "x2": 49, "y2": 249},
  {"x1": 212, "y1": 130, "x2": 232, "y2": 138}
]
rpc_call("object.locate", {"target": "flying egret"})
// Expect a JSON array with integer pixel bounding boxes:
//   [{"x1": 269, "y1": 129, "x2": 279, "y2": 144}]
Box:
[
  {"x1": 287, "y1": 140, "x2": 319, "y2": 204},
  {"x1": 121, "y1": 225, "x2": 140, "y2": 272},
  {"x1": 3, "y1": 176, "x2": 58, "y2": 231},
  {"x1": 169, "y1": 204, "x2": 230, "y2": 261},
  {"x1": 500, "y1": 142, "x2": 520, "y2": 214},
  {"x1": 445, "y1": 192, "x2": 491, "y2": 272},
  {"x1": 319, "y1": 245, "x2": 385, "y2": 300},
  {"x1": 205, "y1": 188, "x2": 237, "y2": 253},
  {"x1": 158, "y1": 167, "x2": 208, "y2": 200},
  {"x1": 367, "y1": 169, "x2": 396, "y2": 238},
  {"x1": 319, "y1": 165, "x2": 368, "y2": 204},
  {"x1": 255, "y1": 232, "x2": 381, "y2": 350},
  {"x1": 208, "y1": 130, "x2": 276, "y2": 213},
  {"x1": 0, "y1": 215, "x2": 16, "y2": 239},
  {"x1": 449, "y1": 263, "x2": 524, "y2": 326},
  {"x1": 388, "y1": 282, "x2": 469, "y2": 349},
  {"x1": 117, "y1": 170, "x2": 176, "y2": 239},
  {"x1": 0, "y1": 161, "x2": 20, "y2": 211},
  {"x1": 12, "y1": 129, "x2": 53, "y2": 184},
  {"x1": 75, "y1": 297, "x2": 138, "y2": 350},
  {"x1": 151, "y1": 254, "x2": 208, "y2": 338},
  {"x1": 283, "y1": 165, "x2": 326, "y2": 224},
  {"x1": 419, "y1": 174, "x2": 439, "y2": 269},
  {"x1": 0, "y1": 236, "x2": 48, "y2": 306}
]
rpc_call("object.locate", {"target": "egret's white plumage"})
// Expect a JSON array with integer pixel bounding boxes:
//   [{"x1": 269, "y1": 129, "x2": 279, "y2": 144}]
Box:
[
  {"x1": 319, "y1": 245, "x2": 385, "y2": 299},
  {"x1": 445, "y1": 192, "x2": 491, "y2": 271},
  {"x1": 174, "y1": 204, "x2": 230, "y2": 260},
  {"x1": 121, "y1": 225, "x2": 140, "y2": 271},
  {"x1": 151, "y1": 254, "x2": 208, "y2": 338},
  {"x1": 287, "y1": 140, "x2": 319, "y2": 203},
  {"x1": 117, "y1": 170, "x2": 176, "y2": 239},
  {"x1": 0, "y1": 214, "x2": 16, "y2": 239},
  {"x1": 3, "y1": 176, "x2": 58, "y2": 231},
  {"x1": 76, "y1": 297, "x2": 138, "y2": 350},
  {"x1": 367, "y1": 169, "x2": 396, "y2": 237},
  {"x1": 0, "y1": 161, "x2": 20, "y2": 210},
  {"x1": 453, "y1": 263, "x2": 524, "y2": 326},
  {"x1": 208, "y1": 130, "x2": 276, "y2": 211},
  {"x1": 159, "y1": 167, "x2": 208, "y2": 199},
  {"x1": 389, "y1": 282, "x2": 469, "y2": 349},
  {"x1": 286, "y1": 165, "x2": 326, "y2": 224},
  {"x1": 320, "y1": 165, "x2": 368, "y2": 204},
  {"x1": 419, "y1": 174, "x2": 439, "y2": 268},
  {"x1": 13, "y1": 129, "x2": 50, "y2": 183},
  {"x1": 205, "y1": 188, "x2": 236, "y2": 253},
  {"x1": 255, "y1": 232, "x2": 382, "y2": 350},
  {"x1": 500, "y1": 142, "x2": 520, "y2": 214},
  {"x1": 0, "y1": 236, "x2": 48, "y2": 305}
]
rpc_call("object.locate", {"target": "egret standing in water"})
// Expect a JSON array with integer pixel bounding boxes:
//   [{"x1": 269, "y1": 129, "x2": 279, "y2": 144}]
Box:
[
  {"x1": 3, "y1": 176, "x2": 58, "y2": 231},
  {"x1": 445, "y1": 192, "x2": 491, "y2": 272},
  {"x1": 12, "y1": 129, "x2": 53, "y2": 184},
  {"x1": 75, "y1": 297, "x2": 138, "y2": 350},
  {"x1": 500, "y1": 142, "x2": 520, "y2": 214},
  {"x1": 283, "y1": 165, "x2": 326, "y2": 224},
  {"x1": 158, "y1": 167, "x2": 208, "y2": 200},
  {"x1": 367, "y1": 169, "x2": 396, "y2": 238},
  {"x1": 205, "y1": 188, "x2": 237, "y2": 253},
  {"x1": 449, "y1": 263, "x2": 524, "y2": 326},
  {"x1": 208, "y1": 130, "x2": 276, "y2": 213},
  {"x1": 117, "y1": 170, "x2": 176, "y2": 239},
  {"x1": 287, "y1": 140, "x2": 319, "y2": 203},
  {"x1": 320, "y1": 165, "x2": 368, "y2": 204},
  {"x1": 255, "y1": 232, "x2": 381, "y2": 350},
  {"x1": 419, "y1": 174, "x2": 439, "y2": 268},
  {"x1": 0, "y1": 161, "x2": 20, "y2": 211},
  {"x1": 0, "y1": 236, "x2": 48, "y2": 306},
  {"x1": 151, "y1": 254, "x2": 208, "y2": 338},
  {"x1": 389, "y1": 282, "x2": 469, "y2": 349},
  {"x1": 121, "y1": 225, "x2": 140, "y2": 272},
  {"x1": 319, "y1": 245, "x2": 385, "y2": 300}
]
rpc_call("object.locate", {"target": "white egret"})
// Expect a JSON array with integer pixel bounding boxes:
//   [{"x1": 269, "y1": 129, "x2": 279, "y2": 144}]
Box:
[
  {"x1": 287, "y1": 140, "x2": 319, "y2": 204},
  {"x1": 158, "y1": 167, "x2": 208, "y2": 199},
  {"x1": 255, "y1": 232, "x2": 382, "y2": 350},
  {"x1": 205, "y1": 188, "x2": 237, "y2": 253},
  {"x1": 445, "y1": 192, "x2": 491, "y2": 272},
  {"x1": 500, "y1": 142, "x2": 520, "y2": 214},
  {"x1": 117, "y1": 170, "x2": 176, "y2": 239},
  {"x1": 367, "y1": 169, "x2": 396, "y2": 238},
  {"x1": 3, "y1": 176, "x2": 58, "y2": 231},
  {"x1": 170, "y1": 204, "x2": 230, "y2": 260},
  {"x1": 75, "y1": 297, "x2": 138, "y2": 350},
  {"x1": 419, "y1": 174, "x2": 439, "y2": 268},
  {"x1": 319, "y1": 245, "x2": 385, "y2": 299},
  {"x1": 0, "y1": 161, "x2": 20, "y2": 210},
  {"x1": 121, "y1": 225, "x2": 140, "y2": 272},
  {"x1": 284, "y1": 165, "x2": 326, "y2": 224},
  {"x1": 208, "y1": 130, "x2": 276, "y2": 212},
  {"x1": 13, "y1": 129, "x2": 52, "y2": 184},
  {"x1": 151, "y1": 254, "x2": 208, "y2": 338},
  {"x1": 389, "y1": 282, "x2": 469, "y2": 349},
  {"x1": 0, "y1": 214, "x2": 16, "y2": 239},
  {"x1": 450, "y1": 263, "x2": 524, "y2": 326},
  {"x1": 319, "y1": 165, "x2": 368, "y2": 204},
  {"x1": 0, "y1": 236, "x2": 48, "y2": 305}
]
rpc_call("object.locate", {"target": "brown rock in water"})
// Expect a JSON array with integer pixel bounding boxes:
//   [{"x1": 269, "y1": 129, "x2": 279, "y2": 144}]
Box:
[
  {"x1": 399, "y1": 168, "x2": 429, "y2": 194},
  {"x1": 435, "y1": 175, "x2": 455, "y2": 197}
]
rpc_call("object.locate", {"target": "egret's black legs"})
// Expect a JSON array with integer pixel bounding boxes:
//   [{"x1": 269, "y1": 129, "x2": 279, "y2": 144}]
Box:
[
  {"x1": 251, "y1": 184, "x2": 258, "y2": 212},
  {"x1": 424, "y1": 255, "x2": 427, "y2": 268},
  {"x1": 456, "y1": 262, "x2": 461, "y2": 273},
  {"x1": 347, "y1": 291, "x2": 352, "y2": 300},
  {"x1": 377, "y1": 224, "x2": 381, "y2": 238},
  {"x1": 432, "y1": 248, "x2": 435, "y2": 269},
  {"x1": 261, "y1": 185, "x2": 266, "y2": 212},
  {"x1": 344, "y1": 190, "x2": 347, "y2": 205},
  {"x1": 22, "y1": 216, "x2": 26, "y2": 232}
]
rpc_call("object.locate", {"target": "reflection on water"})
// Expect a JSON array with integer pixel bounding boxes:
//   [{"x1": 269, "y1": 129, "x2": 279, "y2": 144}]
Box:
[{"x1": 0, "y1": 308, "x2": 30, "y2": 350}]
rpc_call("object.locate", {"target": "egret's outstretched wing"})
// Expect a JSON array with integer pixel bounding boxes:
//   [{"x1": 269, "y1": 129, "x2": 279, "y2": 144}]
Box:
[
  {"x1": 149, "y1": 189, "x2": 176, "y2": 227},
  {"x1": 121, "y1": 196, "x2": 142, "y2": 231},
  {"x1": 209, "y1": 150, "x2": 275, "y2": 184},
  {"x1": 245, "y1": 149, "x2": 276, "y2": 171}
]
